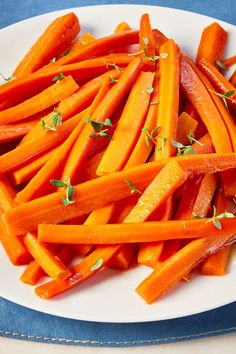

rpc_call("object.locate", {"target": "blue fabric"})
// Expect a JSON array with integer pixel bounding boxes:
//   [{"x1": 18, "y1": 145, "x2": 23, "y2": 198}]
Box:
[
  {"x1": 1, "y1": 297, "x2": 236, "y2": 347},
  {"x1": 0, "y1": 0, "x2": 236, "y2": 348}
]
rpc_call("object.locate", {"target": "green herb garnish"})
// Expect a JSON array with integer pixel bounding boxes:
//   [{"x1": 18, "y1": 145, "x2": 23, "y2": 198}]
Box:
[
  {"x1": 205, "y1": 206, "x2": 234, "y2": 230},
  {"x1": 141, "y1": 126, "x2": 160, "y2": 147},
  {"x1": 209, "y1": 89, "x2": 235, "y2": 110},
  {"x1": 147, "y1": 87, "x2": 154, "y2": 94},
  {"x1": 124, "y1": 179, "x2": 142, "y2": 195},
  {"x1": 216, "y1": 60, "x2": 227, "y2": 70},
  {"x1": 90, "y1": 258, "x2": 104, "y2": 271},
  {"x1": 50, "y1": 178, "x2": 75, "y2": 206},
  {"x1": 41, "y1": 108, "x2": 62, "y2": 131},
  {"x1": 0, "y1": 73, "x2": 16, "y2": 86},
  {"x1": 52, "y1": 73, "x2": 66, "y2": 82}
]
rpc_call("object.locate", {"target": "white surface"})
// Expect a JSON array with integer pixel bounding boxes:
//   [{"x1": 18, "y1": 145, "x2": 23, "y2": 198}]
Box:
[
  {"x1": 0, "y1": 4, "x2": 236, "y2": 323},
  {"x1": 1, "y1": 334, "x2": 236, "y2": 354}
]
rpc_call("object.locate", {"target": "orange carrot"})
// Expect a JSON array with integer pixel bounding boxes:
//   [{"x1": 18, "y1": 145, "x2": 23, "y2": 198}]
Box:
[
  {"x1": 78, "y1": 150, "x2": 105, "y2": 182},
  {"x1": 108, "y1": 244, "x2": 136, "y2": 270},
  {"x1": 4, "y1": 151, "x2": 236, "y2": 236},
  {"x1": 13, "y1": 13, "x2": 80, "y2": 77},
  {"x1": 196, "y1": 22, "x2": 228, "y2": 65},
  {"x1": 96, "y1": 71, "x2": 155, "y2": 176},
  {"x1": 0, "y1": 118, "x2": 38, "y2": 143},
  {"x1": 152, "y1": 29, "x2": 168, "y2": 54},
  {"x1": 229, "y1": 70, "x2": 236, "y2": 87},
  {"x1": 197, "y1": 57, "x2": 236, "y2": 111},
  {"x1": 0, "y1": 76, "x2": 78, "y2": 125},
  {"x1": 138, "y1": 242, "x2": 164, "y2": 268},
  {"x1": 176, "y1": 112, "x2": 198, "y2": 145},
  {"x1": 35, "y1": 245, "x2": 120, "y2": 299},
  {"x1": 124, "y1": 161, "x2": 188, "y2": 223},
  {"x1": 192, "y1": 174, "x2": 218, "y2": 218},
  {"x1": 154, "y1": 39, "x2": 180, "y2": 159},
  {"x1": 139, "y1": 14, "x2": 156, "y2": 71},
  {"x1": 222, "y1": 55, "x2": 236, "y2": 68},
  {"x1": 23, "y1": 233, "x2": 71, "y2": 280},
  {"x1": 114, "y1": 22, "x2": 132, "y2": 34},
  {"x1": 37, "y1": 217, "x2": 236, "y2": 244}
]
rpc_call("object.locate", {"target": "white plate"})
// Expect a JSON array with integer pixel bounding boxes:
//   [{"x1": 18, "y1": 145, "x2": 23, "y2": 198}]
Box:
[{"x1": 0, "y1": 5, "x2": 236, "y2": 323}]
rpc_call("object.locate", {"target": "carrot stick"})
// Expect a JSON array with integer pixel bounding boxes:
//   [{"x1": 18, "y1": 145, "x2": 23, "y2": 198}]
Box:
[
  {"x1": 96, "y1": 71, "x2": 155, "y2": 176},
  {"x1": 35, "y1": 245, "x2": 120, "y2": 299},
  {"x1": 0, "y1": 76, "x2": 78, "y2": 125},
  {"x1": 20, "y1": 245, "x2": 75, "y2": 285},
  {"x1": 229, "y1": 70, "x2": 236, "y2": 87},
  {"x1": 152, "y1": 29, "x2": 168, "y2": 54},
  {"x1": 124, "y1": 161, "x2": 188, "y2": 223},
  {"x1": 23, "y1": 233, "x2": 71, "y2": 280},
  {"x1": 0, "y1": 109, "x2": 85, "y2": 174},
  {"x1": 222, "y1": 55, "x2": 236, "y2": 68},
  {"x1": 197, "y1": 58, "x2": 236, "y2": 111},
  {"x1": 176, "y1": 112, "x2": 198, "y2": 145},
  {"x1": 78, "y1": 150, "x2": 105, "y2": 183},
  {"x1": 196, "y1": 22, "x2": 228, "y2": 65},
  {"x1": 154, "y1": 39, "x2": 180, "y2": 159},
  {"x1": 180, "y1": 56, "x2": 236, "y2": 196},
  {"x1": 108, "y1": 244, "x2": 136, "y2": 270},
  {"x1": 114, "y1": 22, "x2": 132, "y2": 34},
  {"x1": 69, "y1": 32, "x2": 96, "y2": 54},
  {"x1": 139, "y1": 14, "x2": 156, "y2": 71},
  {"x1": 0, "y1": 118, "x2": 38, "y2": 143},
  {"x1": 192, "y1": 174, "x2": 218, "y2": 218},
  {"x1": 4, "y1": 151, "x2": 236, "y2": 236},
  {"x1": 13, "y1": 13, "x2": 80, "y2": 77},
  {"x1": 37, "y1": 217, "x2": 236, "y2": 244},
  {"x1": 201, "y1": 188, "x2": 231, "y2": 276},
  {"x1": 136, "y1": 230, "x2": 235, "y2": 304},
  {"x1": 138, "y1": 242, "x2": 164, "y2": 268},
  {"x1": 58, "y1": 58, "x2": 142, "y2": 183}
]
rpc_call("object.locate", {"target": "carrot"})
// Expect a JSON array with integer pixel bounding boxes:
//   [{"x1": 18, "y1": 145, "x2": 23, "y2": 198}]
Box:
[
  {"x1": 78, "y1": 150, "x2": 105, "y2": 182},
  {"x1": 23, "y1": 233, "x2": 71, "y2": 280},
  {"x1": 0, "y1": 109, "x2": 85, "y2": 174},
  {"x1": 37, "y1": 217, "x2": 236, "y2": 245},
  {"x1": 192, "y1": 174, "x2": 218, "y2": 218},
  {"x1": 0, "y1": 76, "x2": 79, "y2": 124},
  {"x1": 180, "y1": 56, "x2": 236, "y2": 196},
  {"x1": 0, "y1": 118, "x2": 38, "y2": 143},
  {"x1": 125, "y1": 69, "x2": 160, "y2": 168},
  {"x1": 10, "y1": 147, "x2": 58, "y2": 186},
  {"x1": 196, "y1": 22, "x2": 228, "y2": 65},
  {"x1": 139, "y1": 14, "x2": 156, "y2": 71},
  {"x1": 138, "y1": 242, "x2": 164, "y2": 268},
  {"x1": 13, "y1": 13, "x2": 80, "y2": 77},
  {"x1": 154, "y1": 39, "x2": 180, "y2": 159},
  {"x1": 223, "y1": 55, "x2": 236, "y2": 68},
  {"x1": 197, "y1": 57, "x2": 236, "y2": 111},
  {"x1": 152, "y1": 29, "x2": 168, "y2": 54},
  {"x1": 60, "y1": 78, "x2": 111, "y2": 183},
  {"x1": 69, "y1": 32, "x2": 96, "y2": 54},
  {"x1": 229, "y1": 70, "x2": 236, "y2": 87},
  {"x1": 136, "y1": 230, "x2": 235, "y2": 304},
  {"x1": 201, "y1": 188, "x2": 231, "y2": 276},
  {"x1": 20, "y1": 245, "x2": 75, "y2": 285},
  {"x1": 176, "y1": 112, "x2": 198, "y2": 145},
  {"x1": 35, "y1": 245, "x2": 120, "y2": 299},
  {"x1": 96, "y1": 71, "x2": 155, "y2": 176},
  {"x1": 114, "y1": 22, "x2": 132, "y2": 34},
  {"x1": 192, "y1": 133, "x2": 214, "y2": 154},
  {"x1": 57, "y1": 58, "x2": 142, "y2": 183},
  {"x1": 124, "y1": 161, "x2": 188, "y2": 223},
  {"x1": 108, "y1": 244, "x2": 136, "y2": 270},
  {"x1": 4, "y1": 151, "x2": 236, "y2": 235}
]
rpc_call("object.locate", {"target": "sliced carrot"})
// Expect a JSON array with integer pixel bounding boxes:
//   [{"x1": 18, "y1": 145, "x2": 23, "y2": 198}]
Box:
[
  {"x1": 38, "y1": 217, "x2": 236, "y2": 245},
  {"x1": 152, "y1": 29, "x2": 168, "y2": 54},
  {"x1": 176, "y1": 112, "x2": 198, "y2": 145},
  {"x1": 222, "y1": 55, "x2": 236, "y2": 68},
  {"x1": 13, "y1": 13, "x2": 80, "y2": 77},
  {"x1": 23, "y1": 233, "x2": 71, "y2": 280},
  {"x1": 154, "y1": 39, "x2": 180, "y2": 159},
  {"x1": 114, "y1": 22, "x2": 132, "y2": 34},
  {"x1": 229, "y1": 70, "x2": 236, "y2": 87},
  {"x1": 197, "y1": 57, "x2": 236, "y2": 111},
  {"x1": 35, "y1": 245, "x2": 120, "y2": 299},
  {"x1": 192, "y1": 174, "x2": 218, "y2": 218},
  {"x1": 108, "y1": 244, "x2": 136, "y2": 270},
  {"x1": 196, "y1": 22, "x2": 228, "y2": 65},
  {"x1": 97, "y1": 71, "x2": 155, "y2": 176},
  {"x1": 124, "y1": 161, "x2": 188, "y2": 223},
  {"x1": 0, "y1": 76, "x2": 78, "y2": 124},
  {"x1": 138, "y1": 242, "x2": 164, "y2": 268},
  {"x1": 4, "y1": 151, "x2": 236, "y2": 236},
  {"x1": 139, "y1": 14, "x2": 156, "y2": 71},
  {"x1": 78, "y1": 150, "x2": 105, "y2": 183},
  {"x1": 0, "y1": 118, "x2": 38, "y2": 143},
  {"x1": 184, "y1": 101, "x2": 207, "y2": 139}
]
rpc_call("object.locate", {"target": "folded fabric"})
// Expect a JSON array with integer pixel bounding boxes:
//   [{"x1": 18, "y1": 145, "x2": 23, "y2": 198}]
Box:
[{"x1": 0, "y1": 297, "x2": 236, "y2": 347}]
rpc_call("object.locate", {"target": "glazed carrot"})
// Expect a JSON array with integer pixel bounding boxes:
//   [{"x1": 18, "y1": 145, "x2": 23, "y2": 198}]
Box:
[
  {"x1": 23, "y1": 233, "x2": 71, "y2": 280},
  {"x1": 60, "y1": 78, "x2": 111, "y2": 183},
  {"x1": 58, "y1": 58, "x2": 142, "y2": 183},
  {"x1": 180, "y1": 56, "x2": 236, "y2": 196},
  {"x1": 97, "y1": 71, "x2": 155, "y2": 176},
  {"x1": 154, "y1": 39, "x2": 180, "y2": 159},
  {"x1": 13, "y1": 13, "x2": 80, "y2": 77},
  {"x1": 222, "y1": 55, "x2": 236, "y2": 68},
  {"x1": 78, "y1": 150, "x2": 105, "y2": 182},
  {"x1": 69, "y1": 32, "x2": 96, "y2": 54},
  {"x1": 201, "y1": 188, "x2": 231, "y2": 276},
  {"x1": 0, "y1": 110, "x2": 85, "y2": 174},
  {"x1": 124, "y1": 161, "x2": 188, "y2": 223},
  {"x1": 37, "y1": 217, "x2": 236, "y2": 244},
  {"x1": 0, "y1": 118, "x2": 38, "y2": 143},
  {"x1": 184, "y1": 101, "x2": 207, "y2": 139},
  {"x1": 136, "y1": 231, "x2": 235, "y2": 304},
  {"x1": 197, "y1": 58, "x2": 236, "y2": 111},
  {"x1": 152, "y1": 29, "x2": 168, "y2": 54},
  {"x1": 196, "y1": 22, "x2": 228, "y2": 65},
  {"x1": 20, "y1": 245, "x2": 75, "y2": 285},
  {"x1": 139, "y1": 14, "x2": 156, "y2": 71},
  {"x1": 0, "y1": 76, "x2": 78, "y2": 124},
  {"x1": 108, "y1": 244, "x2": 136, "y2": 270},
  {"x1": 35, "y1": 245, "x2": 120, "y2": 299},
  {"x1": 125, "y1": 69, "x2": 160, "y2": 168},
  {"x1": 192, "y1": 133, "x2": 214, "y2": 154},
  {"x1": 138, "y1": 242, "x2": 164, "y2": 268},
  {"x1": 10, "y1": 147, "x2": 58, "y2": 185},
  {"x1": 114, "y1": 22, "x2": 132, "y2": 34},
  {"x1": 176, "y1": 112, "x2": 198, "y2": 145},
  {"x1": 229, "y1": 70, "x2": 236, "y2": 87},
  {"x1": 4, "y1": 151, "x2": 236, "y2": 235}
]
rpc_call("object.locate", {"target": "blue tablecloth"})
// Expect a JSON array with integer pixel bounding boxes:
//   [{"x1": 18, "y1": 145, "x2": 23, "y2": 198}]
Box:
[{"x1": 0, "y1": 0, "x2": 236, "y2": 347}]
